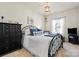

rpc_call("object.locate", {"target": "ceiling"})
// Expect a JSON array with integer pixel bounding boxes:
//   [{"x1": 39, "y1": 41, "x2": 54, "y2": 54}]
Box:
[
  {"x1": 25, "y1": 2, "x2": 79, "y2": 15},
  {"x1": 0, "y1": 2, "x2": 79, "y2": 15}
]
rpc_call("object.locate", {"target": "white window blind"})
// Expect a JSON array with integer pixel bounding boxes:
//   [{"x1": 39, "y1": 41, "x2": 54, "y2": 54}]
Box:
[{"x1": 52, "y1": 17, "x2": 64, "y2": 34}]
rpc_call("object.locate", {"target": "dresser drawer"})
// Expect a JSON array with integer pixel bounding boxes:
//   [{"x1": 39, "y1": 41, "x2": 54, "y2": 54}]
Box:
[
  {"x1": 3, "y1": 24, "x2": 9, "y2": 29},
  {"x1": 6, "y1": 26, "x2": 9, "y2": 29},
  {"x1": 16, "y1": 25, "x2": 21, "y2": 29},
  {"x1": 6, "y1": 29, "x2": 9, "y2": 32},
  {"x1": 5, "y1": 40, "x2": 9, "y2": 44},
  {"x1": 16, "y1": 29, "x2": 21, "y2": 32},
  {"x1": 0, "y1": 47, "x2": 6, "y2": 55}
]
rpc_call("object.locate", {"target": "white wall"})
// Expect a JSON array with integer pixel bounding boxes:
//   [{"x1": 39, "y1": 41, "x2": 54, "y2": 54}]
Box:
[
  {"x1": 1, "y1": 3, "x2": 79, "y2": 42},
  {"x1": 0, "y1": 3, "x2": 43, "y2": 29},
  {"x1": 47, "y1": 7, "x2": 79, "y2": 41}
]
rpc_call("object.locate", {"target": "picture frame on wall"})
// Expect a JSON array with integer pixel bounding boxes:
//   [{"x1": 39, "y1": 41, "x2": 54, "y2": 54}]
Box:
[{"x1": 27, "y1": 16, "x2": 34, "y2": 25}]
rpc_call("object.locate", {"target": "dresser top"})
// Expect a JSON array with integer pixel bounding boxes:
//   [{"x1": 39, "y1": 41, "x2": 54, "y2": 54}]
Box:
[{"x1": 0, "y1": 22, "x2": 22, "y2": 25}]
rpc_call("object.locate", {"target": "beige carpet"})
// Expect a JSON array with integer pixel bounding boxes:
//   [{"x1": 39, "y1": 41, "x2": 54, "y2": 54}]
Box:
[
  {"x1": 3, "y1": 48, "x2": 32, "y2": 57},
  {"x1": 3, "y1": 42, "x2": 79, "y2": 57},
  {"x1": 63, "y1": 42, "x2": 79, "y2": 57},
  {"x1": 56, "y1": 48, "x2": 67, "y2": 57},
  {"x1": 3, "y1": 48, "x2": 66, "y2": 57}
]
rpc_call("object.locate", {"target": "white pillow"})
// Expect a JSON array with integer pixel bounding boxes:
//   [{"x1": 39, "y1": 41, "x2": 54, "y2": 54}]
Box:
[{"x1": 33, "y1": 31, "x2": 43, "y2": 36}]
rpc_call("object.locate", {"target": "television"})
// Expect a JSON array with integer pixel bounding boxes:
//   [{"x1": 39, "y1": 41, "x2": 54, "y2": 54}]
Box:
[{"x1": 68, "y1": 28, "x2": 77, "y2": 34}]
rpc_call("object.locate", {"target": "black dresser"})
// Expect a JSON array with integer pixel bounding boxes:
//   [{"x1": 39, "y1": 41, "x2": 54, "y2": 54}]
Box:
[{"x1": 0, "y1": 23, "x2": 22, "y2": 56}]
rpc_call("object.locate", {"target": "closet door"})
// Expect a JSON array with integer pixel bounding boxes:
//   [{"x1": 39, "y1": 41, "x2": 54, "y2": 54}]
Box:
[{"x1": 15, "y1": 24, "x2": 22, "y2": 49}]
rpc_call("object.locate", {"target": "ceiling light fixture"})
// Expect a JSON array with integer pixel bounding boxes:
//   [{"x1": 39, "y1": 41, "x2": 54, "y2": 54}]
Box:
[{"x1": 44, "y1": 2, "x2": 50, "y2": 12}]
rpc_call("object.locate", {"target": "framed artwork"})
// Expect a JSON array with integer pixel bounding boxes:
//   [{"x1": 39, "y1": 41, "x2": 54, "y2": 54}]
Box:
[{"x1": 27, "y1": 16, "x2": 34, "y2": 25}]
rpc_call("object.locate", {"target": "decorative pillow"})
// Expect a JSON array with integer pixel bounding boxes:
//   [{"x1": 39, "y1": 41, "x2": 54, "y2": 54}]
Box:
[
  {"x1": 30, "y1": 29, "x2": 37, "y2": 35},
  {"x1": 35, "y1": 31, "x2": 43, "y2": 36},
  {"x1": 37, "y1": 29, "x2": 42, "y2": 31}
]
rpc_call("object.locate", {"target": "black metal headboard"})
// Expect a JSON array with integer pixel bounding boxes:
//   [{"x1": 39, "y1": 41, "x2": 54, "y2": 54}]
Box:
[{"x1": 22, "y1": 25, "x2": 37, "y2": 34}]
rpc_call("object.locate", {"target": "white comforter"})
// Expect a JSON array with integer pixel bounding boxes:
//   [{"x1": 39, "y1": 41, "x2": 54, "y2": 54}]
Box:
[{"x1": 23, "y1": 35, "x2": 53, "y2": 57}]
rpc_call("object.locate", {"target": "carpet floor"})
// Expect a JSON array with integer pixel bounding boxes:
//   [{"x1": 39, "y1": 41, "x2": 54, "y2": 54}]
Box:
[
  {"x1": 3, "y1": 42, "x2": 79, "y2": 57},
  {"x1": 3, "y1": 48, "x2": 66, "y2": 57}
]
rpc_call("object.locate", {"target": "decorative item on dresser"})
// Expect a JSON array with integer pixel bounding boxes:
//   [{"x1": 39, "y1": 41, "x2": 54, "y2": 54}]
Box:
[{"x1": 0, "y1": 23, "x2": 22, "y2": 56}]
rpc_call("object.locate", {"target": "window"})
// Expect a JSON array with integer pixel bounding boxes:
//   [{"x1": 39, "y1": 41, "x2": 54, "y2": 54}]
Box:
[{"x1": 52, "y1": 17, "x2": 64, "y2": 34}]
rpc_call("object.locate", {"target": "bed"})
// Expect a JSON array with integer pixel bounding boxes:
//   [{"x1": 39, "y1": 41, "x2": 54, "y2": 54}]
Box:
[{"x1": 22, "y1": 25, "x2": 63, "y2": 57}]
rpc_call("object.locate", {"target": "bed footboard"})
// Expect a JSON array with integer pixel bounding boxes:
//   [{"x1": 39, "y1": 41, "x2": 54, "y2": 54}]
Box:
[{"x1": 48, "y1": 34, "x2": 63, "y2": 57}]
